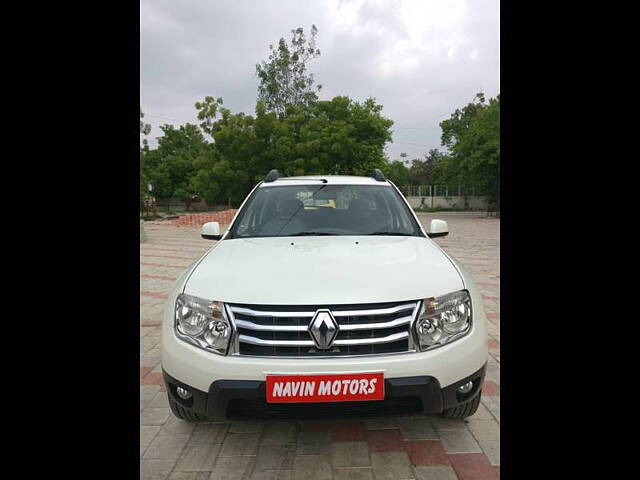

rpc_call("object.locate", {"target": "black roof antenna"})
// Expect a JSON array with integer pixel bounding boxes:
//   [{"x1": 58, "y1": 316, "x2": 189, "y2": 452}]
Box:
[
  {"x1": 264, "y1": 169, "x2": 283, "y2": 182},
  {"x1": 371, "y1": 169, "x2": 386, "y2": 182}
]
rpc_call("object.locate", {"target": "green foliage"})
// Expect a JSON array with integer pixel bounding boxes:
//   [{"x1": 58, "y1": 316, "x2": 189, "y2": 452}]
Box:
[
  {"x1": 141, "y1": 123, "x2": 210, "y2": 207},
  {"x1": 187, "y1": 95, "x2": 394, "y2": 205},
  {"x1": 194, "y1": 96, "x2": 224, "y2": 137},
  {"x1": 438, "y1": 93, "x2": 500, "y2": 207},
  {"x1": 383, "y1": 160, "x2": 410, "y2": 185},
  {"x1": 143, "y1": 25, "x2": 504, "y2": 210},
  {"x1": 140, "y1": 106, "x2": 151, "y2": 137},
  {"x1": 140, "y1": 108, "x2": 152, "y2": 201},
  {"x1": 406, "y1": 149, "x2": 446, "y2": 185},
  {"x1": 256, "y1": 25, "x2": 322, "y2": 115}
]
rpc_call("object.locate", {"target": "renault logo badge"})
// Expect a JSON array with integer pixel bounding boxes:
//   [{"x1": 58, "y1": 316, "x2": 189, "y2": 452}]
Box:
[{"x1": 308, "y1": 309, "x2": 339, "y2": 349}]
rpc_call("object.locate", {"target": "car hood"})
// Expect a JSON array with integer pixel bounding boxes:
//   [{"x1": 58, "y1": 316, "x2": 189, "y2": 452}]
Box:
[{"x1": 184, "y1": 236, "x2": 464, "y2": 305}]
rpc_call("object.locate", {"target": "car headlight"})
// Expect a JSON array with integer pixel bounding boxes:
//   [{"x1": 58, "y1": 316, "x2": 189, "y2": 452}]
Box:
[
  {"x1": 175, "y1": 293, "x2": 232, "y2": 355},
  {"x1": 415, "y1": 290, "x2": 472, "y2": 351}
]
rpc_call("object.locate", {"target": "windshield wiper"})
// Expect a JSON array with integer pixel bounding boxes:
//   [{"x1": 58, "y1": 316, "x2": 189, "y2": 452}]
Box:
[
  {"x1": 290, "y1": 231, "x2": 339, "y2": 236},
  {"x1": 368, "y1": 231, "x2": 414, "y2": 236}
]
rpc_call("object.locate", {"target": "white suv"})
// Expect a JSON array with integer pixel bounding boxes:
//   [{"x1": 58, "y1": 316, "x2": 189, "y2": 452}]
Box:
[{"x1": 161, "y1": 170, "x2": 488, "y2": 421}]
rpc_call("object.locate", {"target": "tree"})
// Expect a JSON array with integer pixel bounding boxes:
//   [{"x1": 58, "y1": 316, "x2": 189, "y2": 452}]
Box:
[
  {"x1": 439, "y1": 93, "x2": 500, "y2": 210},
  {"x1": 194, "y1": 96, "x2": 224, "y2": 137},
  {"x1": 383, "y1": 160, "x2": 410, "y2": 186},
  {"x1": 140, "y1": 107, "x2": 152, "y2": 202},
  {"x1": 187, "y1": 94, "x2": 394, "y2": 206},
  {"x1": 256, "y1": 25, "x2": 322, "y2": 115},
  {"x1": 408, "y1": 149, "x2": 445, "y2": 185},
  {"x1": 140, "y1": 107, "x2": 151, "y2": 138},
  {"x1": 440, "y1": 93, "x2": 487, "y2": 151},
  {"x1": 141, "y1": 123, "x2": 210, "y2": 210},
  {"x1": 144, "y1": 26, "x2": 399, "y2": 209},
  {"x1": 191, "y1": 106, "x2": 258, "y2": 206}
]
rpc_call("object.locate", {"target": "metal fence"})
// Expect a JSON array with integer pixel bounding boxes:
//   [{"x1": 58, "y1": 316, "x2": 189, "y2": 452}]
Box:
[{"x1": 399, "y1": 185, "x2": 487, "y2": 197}]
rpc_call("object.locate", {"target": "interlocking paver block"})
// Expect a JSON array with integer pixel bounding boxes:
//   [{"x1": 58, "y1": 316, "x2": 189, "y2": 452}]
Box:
[
  {"x1": 397, "y1": 417, "x2": 438, "y2": 440},
  {"x1": 219, "y1": 432, "x2": 261, "y2": 456},
  {"x1": 370, "y1": 451, "x2": 414, "y2": 480},
  {"x1": 141, "y1": 425, "x2": 162, "y2": 447},
  {"x1": 174, "y1": 443, "x2": 221, "y2": 471},
  {"x1": 366, "y1": 428, "x2": 406, "y2": 452},
  {"x1": 330, "y1": 441, "x2": 370, "y2": 468},
  {"x1": 296, "y1": 430, "x2": 332, "y2": 456},
  {"x1": 481, "y1": 396, "x2": 500, "y2": 423},
  {"x1": 143, "y1": 434, "x2": 190, "y2": 462},
  {"x1": 479, "y1": 440, "x2": 500, "y2": 466},
  {"x1": 141, "y1": 385, "x2": 161, "y2": 410},
  {"x1": 229, "y1": 421, "x2": 265, "y2": 433},
  {"x1": 140, "y1": 459, "x2": 176, "y2": 480},
  {"x1": 260, "y1": 422, "x2": 297, "y2": 445},
  {"x1": 293, "y1": 455, "x2": 332, "y2": 480},
  {"x1": 482, "y1": 381, "x2": 500, "y2": 396},
  {"x1": 364, "y1": 417, "x2": 399, "y2": 430},
  {"x1": 413, "y1": 465, "x2": 459, "y2": 480},
  {"x1": 250, "y1": 470, "x2": 294, "y2": 480},
  {"x1": 406, "y1": 440, "x2": 450, "y2": 466},
  {"x1": 448, "y1": 452, "x2": 499, "y2": 480},
  {"x1": 468, "y1": 401, "x2": 494, "y2": 420},
  {"x1": 333, "y1": 468, "x2": 374, "y2": 480},
  {"x1": 141, "y1": 407, "x2": 171, "y2": 426},
  {"x1": 168, "y1": 472, "x2": 211, "y2": 480},
  {"x1": 438, "y1": 429, "x2": 482, "y2": 454},
  {"x1": 254, "y1": 444, "x2": 297, "y2": 471},
  {"x1": 149, "y1": 391, "x2": 170, "y2": 408},
  {"x1": 328, "y1": 421, "x2": 368, "y2": 442},
  {"x1": 209, "y1": 455, "x2": 254, "y2": 480},
  {"x1": 467, "y1": 419, "x2": 500, "y2": 442},
  {"x1": 188, "y1": 423, "x2": 229, "y2": 445},
  {"x1": 160, "y1": 412, "x2": 197, "y2": 436}
]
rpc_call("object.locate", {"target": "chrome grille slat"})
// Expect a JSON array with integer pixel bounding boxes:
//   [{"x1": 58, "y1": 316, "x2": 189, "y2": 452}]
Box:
[
  {"x1": 234, "y1": 315, "x2": 412, "y2": 332},
  {"x1": 234, "y1": 319, "x2": 306, "y2": 332},
  {"x1": 230, "y1": 306, "x2": 315, "y2": 318},
  {"x1": 230, "y1": 300, "x2": 420, "y2": 357},
  {"x1": 239, "y1": 331, "x2": 409, "y2": 347},
  {"x1": 229, "y1": 303, "x2": 416, "y2": 318}
]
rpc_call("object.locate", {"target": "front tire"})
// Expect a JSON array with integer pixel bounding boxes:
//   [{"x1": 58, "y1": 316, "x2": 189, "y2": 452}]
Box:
[{"x1": 441, "y1": 392, "x2": 481, "y2": 418}]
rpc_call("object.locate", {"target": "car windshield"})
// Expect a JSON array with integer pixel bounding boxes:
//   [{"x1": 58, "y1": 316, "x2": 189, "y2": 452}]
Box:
[{"x1": 228, "y1": 184, "x2": 423, "y2": 238}]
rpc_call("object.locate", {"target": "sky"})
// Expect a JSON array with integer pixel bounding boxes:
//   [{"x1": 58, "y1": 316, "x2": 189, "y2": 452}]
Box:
[{"x1": 140, "y1": 0, "x2": 499, "y2": 161}]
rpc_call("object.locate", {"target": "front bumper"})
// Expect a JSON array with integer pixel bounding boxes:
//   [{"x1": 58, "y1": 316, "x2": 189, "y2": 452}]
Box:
[
  {"x1": 162, "y1": 310, "x2": 488, "y2": 394},
  {"x1": 163, "y1": 363, "x2": 486, "y2": 419}
]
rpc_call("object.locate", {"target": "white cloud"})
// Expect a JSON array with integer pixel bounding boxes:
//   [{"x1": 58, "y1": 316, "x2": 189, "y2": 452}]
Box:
[{"x1": 140, "y1": 0, "x2": 499, "y2": 159}]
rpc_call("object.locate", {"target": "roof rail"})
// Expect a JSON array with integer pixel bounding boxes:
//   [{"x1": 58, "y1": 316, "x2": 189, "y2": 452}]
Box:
[
  {"x1": 264, "y1": 169, "x2": 283, "y2": 182},
  {"x1": 371, "y1": 169, "x2": 386, "y2": 182}
]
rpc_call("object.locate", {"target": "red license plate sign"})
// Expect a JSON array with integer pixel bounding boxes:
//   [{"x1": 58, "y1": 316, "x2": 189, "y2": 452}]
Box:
[{"x1": 266, "y1": 372, "x2": 384, "y2": 403}]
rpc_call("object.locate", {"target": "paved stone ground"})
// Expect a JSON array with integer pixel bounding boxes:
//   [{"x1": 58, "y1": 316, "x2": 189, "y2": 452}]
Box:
[{"x1": 140, "y1": 213, "x2": 500, "y2": 480}]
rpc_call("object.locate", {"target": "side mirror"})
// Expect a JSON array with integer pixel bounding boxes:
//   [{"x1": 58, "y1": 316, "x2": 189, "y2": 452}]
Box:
[
  {"x1": 201, "y1": 221, "x2": 223, "y2": 240},
  {"x1": 427, "y1": 219, "x2": 449, "y2": 238}
]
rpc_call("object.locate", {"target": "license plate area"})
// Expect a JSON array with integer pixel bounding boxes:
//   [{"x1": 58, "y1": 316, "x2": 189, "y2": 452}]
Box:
[{"x1": 266, "y1": 372, "x2": 384, "y2": 403}]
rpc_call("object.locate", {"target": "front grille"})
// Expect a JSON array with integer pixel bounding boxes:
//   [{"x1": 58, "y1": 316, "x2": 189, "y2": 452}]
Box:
[{"x1": 227, "y1": 300, "x2": 420, "y2": 357}]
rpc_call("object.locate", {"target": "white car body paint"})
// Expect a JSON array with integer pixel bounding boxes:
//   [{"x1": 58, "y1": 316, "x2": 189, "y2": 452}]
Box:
[{"x1": 161, "y1": 176, "x2": 488, "y2": 394}]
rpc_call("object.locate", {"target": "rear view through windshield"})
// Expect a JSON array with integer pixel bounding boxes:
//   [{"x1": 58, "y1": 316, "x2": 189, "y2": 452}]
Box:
[{"x1": 228, "y1": 184, "x2": 423, "y2": 238}]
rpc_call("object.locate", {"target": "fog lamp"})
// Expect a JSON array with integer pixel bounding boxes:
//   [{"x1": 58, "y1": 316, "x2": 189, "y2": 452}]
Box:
[
  {"x1": 457, "y1": 381, "x2": 473, "y2": 394},
  {"x1": 176, "y1": 386, "x2": 192, "y2": 400}
]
